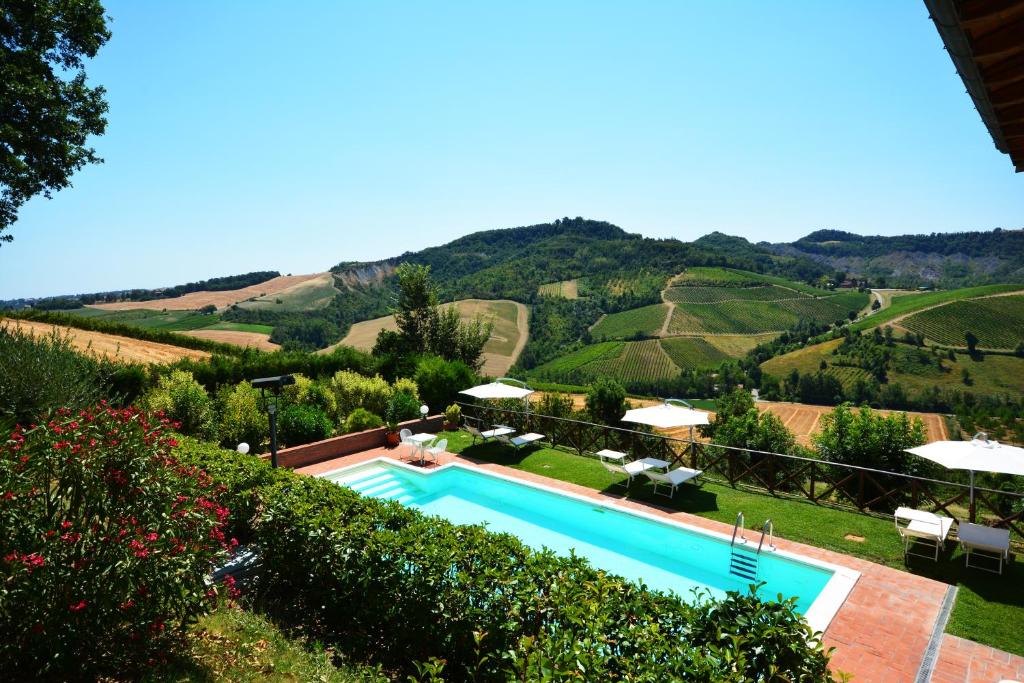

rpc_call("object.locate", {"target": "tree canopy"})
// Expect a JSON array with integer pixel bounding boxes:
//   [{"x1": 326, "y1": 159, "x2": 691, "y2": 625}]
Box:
[{"x1": 0, "y1": 0, "x2": 110, "y2": 243}]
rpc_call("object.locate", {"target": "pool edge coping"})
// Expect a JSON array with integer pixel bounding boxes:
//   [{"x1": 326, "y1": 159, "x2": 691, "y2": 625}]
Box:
[{"x1": 319, "y1": 456, "x2": 861, "y2": 634}]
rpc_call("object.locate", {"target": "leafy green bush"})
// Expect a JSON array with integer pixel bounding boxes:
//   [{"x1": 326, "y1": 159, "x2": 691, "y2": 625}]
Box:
[
  {"x1": 392, "y1": 376, "x2": 420, "y2": 403},
  {"x1": 414, "y1": 356, "x2": 476, "y2": 412},
  {"x1": 278, "y1": 404, "x2": 333, "y2": 447},
  {"x1": 0, "y1": 326, "x2": 113, "y2": 426},
  {"x1": 217, "y1": 381, "x2": 267, "y2": 450},
  {"x1": 142, "y1": 369, "x2": 216, "y2": 439},
  {"x1": 330, "y1": 370, "x2": 393, "y2": 420},
  {"x1": 385, "y1": 390, "x2": 420, "y2": 429},
  {"x1": 0, "y1": 407, "x2": 233, "y2": 678},
  {"x1": 343, "y1": 408, "x2": 384, "y2": 434},
  {"x1": 283, "y1": 374, "x2": 338, "y2": 417},
  {"x1": 443, "y1": 403, "x2": 462, "y2": 426}
]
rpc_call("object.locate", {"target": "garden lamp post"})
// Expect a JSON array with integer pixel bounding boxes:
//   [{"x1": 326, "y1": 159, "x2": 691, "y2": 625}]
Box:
[
  {"x1": 253, "y1": 375, "x2": 296, "y2": 468},
  {"x1": 420, "y1": 404, "x2": 429, "y2": 422}
]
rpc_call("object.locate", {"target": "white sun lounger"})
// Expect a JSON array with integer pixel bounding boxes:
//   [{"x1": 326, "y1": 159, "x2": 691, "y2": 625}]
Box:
[
  {"x1": 600, "y1": 458, "x2": 650, "y2": 487},
  {"x1": 496, "y1": 432, "x2": 544, "y2": 450},
  {"x1": 958, "y1": 522, "x2": 1011, "y2": 575},
  {"x1": 643, "y1": 466, "x2": 703, "y2": 498},
  {"x1": 894, "y1": 507, "x2": 955, "y2": 562}
]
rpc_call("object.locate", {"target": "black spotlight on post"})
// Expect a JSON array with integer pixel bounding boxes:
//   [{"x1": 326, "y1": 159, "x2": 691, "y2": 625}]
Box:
[{"x1": 253, "y1": 375, "x2": 296, "y2": 468}]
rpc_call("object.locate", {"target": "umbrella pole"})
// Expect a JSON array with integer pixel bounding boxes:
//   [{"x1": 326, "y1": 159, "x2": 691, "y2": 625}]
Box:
[{"x1": 969, "y1": 470, "x2": 975, "y2": 523}]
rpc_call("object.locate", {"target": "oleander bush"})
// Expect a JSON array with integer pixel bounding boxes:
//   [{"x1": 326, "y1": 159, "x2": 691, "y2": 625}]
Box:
[
  {"x1": 173, "y1": 444, "x2": 834, "y2": 682},
  {"x1": 0, "y1": 406, "x2": 234, "y2": 678}
]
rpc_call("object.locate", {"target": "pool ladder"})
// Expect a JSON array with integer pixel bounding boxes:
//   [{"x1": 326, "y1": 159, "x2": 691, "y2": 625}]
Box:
[{"x1": 728, "y1": 514, "x2": 775, "y2": 582}]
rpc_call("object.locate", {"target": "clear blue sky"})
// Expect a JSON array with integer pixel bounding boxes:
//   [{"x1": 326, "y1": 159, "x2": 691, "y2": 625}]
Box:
[{"x1": 3, "y1": 1, "x2": 1022, "y2": 299}]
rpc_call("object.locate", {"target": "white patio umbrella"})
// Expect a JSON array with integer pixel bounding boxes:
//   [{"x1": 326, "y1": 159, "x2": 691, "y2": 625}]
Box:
[
  {"x1": 459, "y1": 378, "x2": 535, "y2": 418},
  {"x1": 458, "y1": 378, "x2": 534, "y2": 400},
  {"x1": 906, "y1": 434, "x2": 1024, "y2": 515},
  {"x1": 621, "y1": 399, "x2": 709, "y2": 438}
]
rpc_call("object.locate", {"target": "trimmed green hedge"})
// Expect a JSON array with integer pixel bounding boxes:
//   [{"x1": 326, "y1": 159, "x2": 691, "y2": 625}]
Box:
[{"x1": 178, "y1": 441, "x2": 835, "y2": 681}]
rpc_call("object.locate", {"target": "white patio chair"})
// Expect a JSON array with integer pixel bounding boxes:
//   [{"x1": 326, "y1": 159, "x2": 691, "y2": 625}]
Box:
[
  {"x1": 894, "y1": 507, "x2": 955, "y2": 562},
  {"x1": 958, "y1": 522, "x2": 1010, "y2": 575},
  {"x1": 643, "y1": 466, "x2": 703, "y2": 498},
  {"x1": 398, "y1": 428, "x2": 415, "y2": 460},
  {"x1": 424, "y1": 438, "x2": 448, "y2": 465}
]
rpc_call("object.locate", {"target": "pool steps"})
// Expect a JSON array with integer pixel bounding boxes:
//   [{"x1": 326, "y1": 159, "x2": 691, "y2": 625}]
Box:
[{"x1": 339, "y1": 467, "x2": 416, "y2": 506}]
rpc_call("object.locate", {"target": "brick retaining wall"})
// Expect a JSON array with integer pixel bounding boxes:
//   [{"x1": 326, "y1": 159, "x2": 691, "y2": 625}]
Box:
[{"x1": 260, "y1": 415, "x2": 445, "y2": 469}]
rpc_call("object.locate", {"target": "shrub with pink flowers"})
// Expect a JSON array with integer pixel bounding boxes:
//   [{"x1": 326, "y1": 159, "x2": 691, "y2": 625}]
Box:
[{"x1": 0, "y1": 405, "x2": 235, "y2": 677}]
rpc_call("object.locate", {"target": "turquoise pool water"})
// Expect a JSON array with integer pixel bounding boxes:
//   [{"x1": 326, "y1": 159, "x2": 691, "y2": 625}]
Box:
[{"x1": 323, "y1": 461, "x2": 834, "y2": 614}]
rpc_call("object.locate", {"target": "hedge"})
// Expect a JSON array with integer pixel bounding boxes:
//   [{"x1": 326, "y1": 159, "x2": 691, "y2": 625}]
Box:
[{"x1": 177, "y1": 441, "x2": 835, "y2": 681}]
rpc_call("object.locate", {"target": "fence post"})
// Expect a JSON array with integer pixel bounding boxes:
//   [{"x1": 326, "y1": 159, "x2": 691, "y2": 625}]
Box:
[
  {"x1": 809, "y1": 461, "x2": 817, "y2": 502},
  {"x1": 857, "y1": 471, "x2": 865, "y2": 511}
]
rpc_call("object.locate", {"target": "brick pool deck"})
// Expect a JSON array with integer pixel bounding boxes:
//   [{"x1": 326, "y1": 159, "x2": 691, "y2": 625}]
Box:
[{"x1": 297, "y1": 448, "x2": 1023, "y2": 683}]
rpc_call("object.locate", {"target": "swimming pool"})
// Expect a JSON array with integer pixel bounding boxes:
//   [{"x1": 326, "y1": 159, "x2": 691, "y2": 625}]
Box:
[{"x1": 320, "y1": 458, "x2": 858, "y2": 632}]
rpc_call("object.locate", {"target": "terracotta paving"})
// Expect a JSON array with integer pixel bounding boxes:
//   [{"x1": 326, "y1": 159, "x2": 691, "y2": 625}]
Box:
[
  {"x1": 296, "y1": 448, "x2": 1011, "y2": 683},
  {"x1": 932, "y1": 635, "x2": 1024, "y2": 683}
]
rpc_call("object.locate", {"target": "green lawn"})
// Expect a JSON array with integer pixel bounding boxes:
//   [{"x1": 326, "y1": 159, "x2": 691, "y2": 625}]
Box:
[{"x1": 439, "y1": 431, "x2": 1023, "y2": 656}]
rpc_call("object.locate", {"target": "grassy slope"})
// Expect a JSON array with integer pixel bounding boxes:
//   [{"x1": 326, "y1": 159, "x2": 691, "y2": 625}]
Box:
[
  {"x1": 590, "y1": 303, "x2": 668, "y2": 339},
  {"x1": 65, "y1": 308, "x2": 218, "y2": 331},
  {"x1": 439, "y1": 431, "x2": 1024, "y2": 656},
  {"x1": 762, "y1": 338, "x2": 1024, "y2": 400},
  {"x1": 156, "y1": 606, "x2": 384, "y2": 682},
  {"x1": 203, "y1": 321, "x2": 275, "y2": 334},
  {"x1": 848, "y1": 284, "x2": 1024, "y2": 334},
  {"x1": 237, "y1": 273, "x2": 339, "y2": 311}
]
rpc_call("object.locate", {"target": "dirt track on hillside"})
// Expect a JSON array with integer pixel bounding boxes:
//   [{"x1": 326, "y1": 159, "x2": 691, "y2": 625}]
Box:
[{"x1": 2, "y1": 319, "x2": 209, "y2": 365}]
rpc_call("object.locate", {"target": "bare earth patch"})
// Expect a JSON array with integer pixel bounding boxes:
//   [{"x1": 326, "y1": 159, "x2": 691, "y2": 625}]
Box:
[
  {"x1": 1, "y1": 319, "x2": 209, "y2": 365},
  {"x1": 86, "y1": 273, "x2": 325, "y2": 311},
  {"x1": 182, "y1": 329, "x2": 280, "y2": 351}
]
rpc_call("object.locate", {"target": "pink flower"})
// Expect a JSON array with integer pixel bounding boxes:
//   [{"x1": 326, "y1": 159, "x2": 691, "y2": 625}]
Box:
[{"x1": 69, "y1": 600, "x2": 87, "y2": 612}]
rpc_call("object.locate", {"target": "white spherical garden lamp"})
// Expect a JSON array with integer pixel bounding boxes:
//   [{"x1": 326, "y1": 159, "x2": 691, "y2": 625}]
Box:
[
  {"x1": 420, "y1": 404, "x2": 429, "y2": 421},
  {"x1": 236, "y1": 442, "x2": 250, "y2": 455}
]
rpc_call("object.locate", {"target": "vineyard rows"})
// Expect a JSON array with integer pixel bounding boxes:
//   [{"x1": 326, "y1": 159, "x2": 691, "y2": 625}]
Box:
[
  {"x1": 900, "y1": 296, "x2": 1024, "y2": 350},
  {"x1": 664, "y1": 285, "x2": 798, "y2": 304},
  {"x1": 659, "y1": 337, "x2": 731, "y2": 370},
  {"x1": 668, "y1": 292, "x2": 869, "y2": 335},
  {"x1": 590, "y1": 303, "x2": 668, "y2": 339}
]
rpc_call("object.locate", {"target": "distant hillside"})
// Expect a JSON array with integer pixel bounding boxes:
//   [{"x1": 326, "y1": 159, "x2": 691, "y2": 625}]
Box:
[
  {"x1": 1, "y1": 271, "x2": 281, "y2": 311},
  {"x1": 768, "y1": 228, "x2": 1024, "y2": 288}
]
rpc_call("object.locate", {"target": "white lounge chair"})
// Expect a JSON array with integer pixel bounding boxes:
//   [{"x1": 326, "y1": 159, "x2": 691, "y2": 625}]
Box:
[
  {"x1": 643, "y1": 466, "x2": 703, "y2": 498},
  {"x1": 958, "y1": 522, "x2": 1011, "y2": 575},
  {"x1": 601, "y1": 458, "x2": 650, "y2": 487},
  {"x1": 424, "y1": 438, "x2": 447, "y2": 465},
  {"x1": 894, "y1": 507, "x2": 955, "y2": 561},
  {"x1": 497, "y1": 432, "x2": 544, "y2": 450}
]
